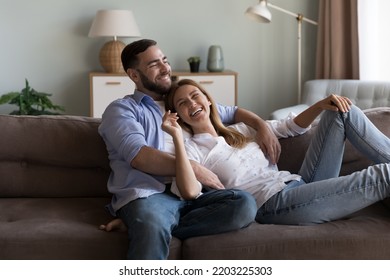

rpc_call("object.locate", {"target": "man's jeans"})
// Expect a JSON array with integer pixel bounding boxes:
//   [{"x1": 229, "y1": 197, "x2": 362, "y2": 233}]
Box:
[
  {"x1": 118, "y1": 189, "x2": 256, "y2": 259},
  {"x1": 257, "y1": 105, "x2": 390, "y2": 225}
]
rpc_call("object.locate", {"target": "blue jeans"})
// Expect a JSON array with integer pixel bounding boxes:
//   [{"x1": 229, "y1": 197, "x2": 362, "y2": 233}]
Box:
[
  {"x1": 257, "y1": 105, "x2": 390, "y2": 225},
  {"x1": 118, "y1": 189, "x2": 256, "y2": 259}
]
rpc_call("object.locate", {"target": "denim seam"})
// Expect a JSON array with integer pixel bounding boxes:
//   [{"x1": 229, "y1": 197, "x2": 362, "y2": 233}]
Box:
[
  {"x1": 306, "y1": 112, "x2": 341, "y2": 183},
  {"x1": 273, "y1": 181, "x2": 380, "y2": 216},
  {"x1": 346, "y1": 113, "x2": 390, "y2": 163}
]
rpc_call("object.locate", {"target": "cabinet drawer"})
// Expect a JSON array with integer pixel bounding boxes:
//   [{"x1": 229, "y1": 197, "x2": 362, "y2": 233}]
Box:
[
  {"x1": 90, "y1": 75, "x2": 135, "y2": 117},
  {"x1": 173, "y1": 72, "x2": 237, "y2": 106}
]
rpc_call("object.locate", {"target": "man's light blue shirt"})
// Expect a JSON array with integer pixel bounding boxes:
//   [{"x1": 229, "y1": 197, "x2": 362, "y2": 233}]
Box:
[{"x1": 98, "y1": 89, "x2": 237, "y2": 215}]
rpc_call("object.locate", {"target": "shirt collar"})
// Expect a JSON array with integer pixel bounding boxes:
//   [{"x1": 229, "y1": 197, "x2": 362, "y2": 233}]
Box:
[
  {"x1": 133, "y1": 90, "x2": 164, "y2": 106},
  {"x1": 133, "y1": 90, "x2": 150, "y2": 104}
]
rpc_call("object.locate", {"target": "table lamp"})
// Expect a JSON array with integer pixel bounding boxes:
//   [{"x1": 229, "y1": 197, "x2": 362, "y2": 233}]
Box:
[
  {"x1": 245, "y1": 0, "x2": 317, "y2": 103},
  {"x1": 88, "y1": 10, "x2": 141, "y2": 73}
]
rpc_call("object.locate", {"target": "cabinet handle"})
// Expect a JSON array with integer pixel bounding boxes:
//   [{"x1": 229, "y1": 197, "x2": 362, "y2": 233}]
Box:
[
  {"x1": 199, "y1": 80, "x2": 214, "y2": 85},
  {"x1": 106, "y1": 81, "x2": 121, "y2": 85}
]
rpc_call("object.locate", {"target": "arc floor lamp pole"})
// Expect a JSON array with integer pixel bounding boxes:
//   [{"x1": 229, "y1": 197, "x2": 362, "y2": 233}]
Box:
[{"x1": 246, "y1": 0, "x2": 318, "y2": 103}]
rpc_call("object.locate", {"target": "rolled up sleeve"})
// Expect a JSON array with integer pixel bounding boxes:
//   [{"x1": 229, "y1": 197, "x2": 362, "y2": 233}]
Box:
[{"x1": 267, "y1": 112, "x2": 311, "y2": 138}]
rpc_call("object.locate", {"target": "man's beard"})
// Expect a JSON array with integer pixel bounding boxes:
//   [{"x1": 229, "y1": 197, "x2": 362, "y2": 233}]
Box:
[{"x1": 137, "y1": 70, "x2": 171, "y2": 96}]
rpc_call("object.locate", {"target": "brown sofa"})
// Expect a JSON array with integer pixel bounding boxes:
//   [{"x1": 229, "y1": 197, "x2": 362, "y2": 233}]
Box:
[{"x1": 1, "y1": 107, "x2": 390, "y2": 260}]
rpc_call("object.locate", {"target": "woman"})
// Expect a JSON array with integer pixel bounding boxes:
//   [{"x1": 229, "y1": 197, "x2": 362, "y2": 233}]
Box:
[{"x1": 163, "y1": 79, "x2": 390, "y2": 225}]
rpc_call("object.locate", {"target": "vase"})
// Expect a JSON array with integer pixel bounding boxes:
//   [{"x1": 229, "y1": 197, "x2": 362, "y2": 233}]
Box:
[{"x1": 207, "y1": 45, "x2": 224, "y2": 72}]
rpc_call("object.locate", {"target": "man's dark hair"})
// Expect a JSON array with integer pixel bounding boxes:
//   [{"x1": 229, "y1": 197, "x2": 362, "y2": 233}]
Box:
[{"x1": 121, "y1": 39, "x2": 157, "y2": 72}]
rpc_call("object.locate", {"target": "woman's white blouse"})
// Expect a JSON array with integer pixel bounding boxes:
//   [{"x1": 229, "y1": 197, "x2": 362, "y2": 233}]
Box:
[{"x1": 172, "y1": 113, "x2": 310, "y2": 207}]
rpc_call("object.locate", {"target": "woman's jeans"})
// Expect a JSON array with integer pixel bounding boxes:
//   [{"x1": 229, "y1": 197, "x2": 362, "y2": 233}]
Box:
[
  {"x1": 118, "y1": 188, "x2": 256, "y2": 259},
  {"x1": 257, "y1": 105, "x2": 390, "y2": 225}
]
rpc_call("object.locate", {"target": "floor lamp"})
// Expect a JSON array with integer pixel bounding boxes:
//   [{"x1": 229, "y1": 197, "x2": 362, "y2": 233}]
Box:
[{"x1": 245, "y1": 0, "x2": 318, "y2": 103}]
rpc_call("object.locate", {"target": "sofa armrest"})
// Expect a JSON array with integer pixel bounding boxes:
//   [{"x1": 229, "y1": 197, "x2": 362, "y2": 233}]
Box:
[{"x1": 269, "y1": 104, "x2": 309, "y2": 120}]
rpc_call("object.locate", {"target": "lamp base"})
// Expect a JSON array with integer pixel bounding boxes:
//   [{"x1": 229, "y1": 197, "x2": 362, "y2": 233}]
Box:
[{"x1": 99, "y1": 40, "x2": 126, "y2": 73}]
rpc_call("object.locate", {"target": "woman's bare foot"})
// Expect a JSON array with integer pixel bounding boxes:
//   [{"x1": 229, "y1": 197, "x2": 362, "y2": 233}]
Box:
[{"x1": 99, "y1": 218, "x2": 127, "y2": 232}]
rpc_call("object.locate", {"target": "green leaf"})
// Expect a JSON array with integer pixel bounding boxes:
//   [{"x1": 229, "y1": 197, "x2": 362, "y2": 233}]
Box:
[
  {"x1": 0, "y1": 79, "x2": 65, "y2": 115},
  {"x1": 0, "y1": 92, "x2": 20, "y2": 104}
]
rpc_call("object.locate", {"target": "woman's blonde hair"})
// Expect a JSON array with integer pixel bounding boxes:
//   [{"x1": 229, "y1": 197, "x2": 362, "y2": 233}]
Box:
[{"x1": 165, "y1": 79, "x2": 249, "y2": 148}]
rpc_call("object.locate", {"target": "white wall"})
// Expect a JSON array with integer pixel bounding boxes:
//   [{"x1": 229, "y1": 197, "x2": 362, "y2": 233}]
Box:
[{"x1": 0, "y1": 0, "x2": 318, "y2": 118}]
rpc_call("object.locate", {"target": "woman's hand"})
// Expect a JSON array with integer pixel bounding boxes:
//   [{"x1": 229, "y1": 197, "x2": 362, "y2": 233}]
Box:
[
  {"x1": 294, "y1": 94, "x2": 353, "y2": 128},
  {"x1": 162, "y1": 111, "x2": 182, "y2": 138},
  {"x1": 317, "y1": 94, "x2": 352, "y2": 113}
]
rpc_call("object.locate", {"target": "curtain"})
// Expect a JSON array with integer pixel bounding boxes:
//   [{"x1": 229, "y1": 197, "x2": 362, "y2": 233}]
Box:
[{"x1": 315, "y1": 0, "x2": 359, "y2": 79}]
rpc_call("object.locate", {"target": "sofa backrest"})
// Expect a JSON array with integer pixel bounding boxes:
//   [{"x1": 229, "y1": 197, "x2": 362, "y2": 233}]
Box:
[
  {"x1": 303, "y1": 79, "x2": 390, "y2": 109},
  {"x1": 3, "y1": 108, "x2": 389, "y2": 198},
  {"x1": 0, "y1": 115, "x2": 111, "y2": 198},
  {"x1": 270, "y1": 79, "x2": 390, "y2": 120}
]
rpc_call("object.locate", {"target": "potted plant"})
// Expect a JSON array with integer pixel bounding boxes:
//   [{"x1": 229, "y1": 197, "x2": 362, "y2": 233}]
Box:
[
  {"x1": 0, "y1": 79, "x2": 65, "y2": 115},
  {"x1": 187, "y1": 56, "x2": 201, "y2": 73}
]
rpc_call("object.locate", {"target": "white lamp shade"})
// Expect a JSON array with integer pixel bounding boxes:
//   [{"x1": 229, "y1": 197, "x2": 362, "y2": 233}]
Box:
[
  {"x1": 88, "y1": 10, "x2": 141, "y2": 38},
  {"x1": 245, "y1": 0, "x2": 272, "y2": 23}
]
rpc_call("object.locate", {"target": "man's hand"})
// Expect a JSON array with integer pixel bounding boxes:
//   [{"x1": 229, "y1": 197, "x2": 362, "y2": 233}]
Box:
[
  {"x1": 254, "y1": 123, "x2": 281, "y2": 164},
  {"x1": 234, "y1": 108, "x2": 281, "y2": 164}
]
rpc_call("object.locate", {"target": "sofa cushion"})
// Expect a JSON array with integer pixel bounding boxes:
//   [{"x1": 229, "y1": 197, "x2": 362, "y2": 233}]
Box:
[
  {"x1": 0, "y1": 196, "x2": 182, "y2": 259},
  {"x1": 181, "y1": 202, "x2": 390, "y2": 259},
  {"x1": 0, "y1": 115, "x2": 111, "y2": 197},
  {"x1": 0, "y1": 197, "x2": 127, "y2": 259}
]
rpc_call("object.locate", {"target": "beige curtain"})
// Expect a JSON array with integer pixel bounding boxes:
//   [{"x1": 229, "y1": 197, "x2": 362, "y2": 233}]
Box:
[{"x1": 316, "y1": 0, "x2": 359, "y2": 79}]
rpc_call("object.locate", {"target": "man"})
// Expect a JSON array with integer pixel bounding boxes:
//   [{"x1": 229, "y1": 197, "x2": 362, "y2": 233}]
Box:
[{"x1": 98, "y1": 39, "x2": 281, "y2": 259}]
